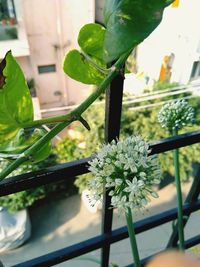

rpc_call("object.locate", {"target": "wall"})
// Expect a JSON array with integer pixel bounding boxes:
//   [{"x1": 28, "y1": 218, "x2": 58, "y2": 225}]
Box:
[
  {"x1": 22, "y1": 0, "x2": 95, "y2": 108},
  {"x1": 59, "y1": 0, "x2": 95, "y2": 105},
  {"x1": 136, "y1": 0, "x2": 200, "y2": 84}
]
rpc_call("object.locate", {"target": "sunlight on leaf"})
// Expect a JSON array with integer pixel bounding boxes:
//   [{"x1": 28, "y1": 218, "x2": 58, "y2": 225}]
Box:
[
  {"x1": 63, "y1": 49, "x2": 106, "y2": 85},
  {"x1": 104, "y1": 0, "x2": 119, "y2": 26},
  {"x1": 78, "y1": 23, "x2": 106, "y2": 61},
  {"x1": 0, "y1": 51, "x2": 33, "y2": 144},
  {"x1": 103, "y1": 0, "x2": 173, "y2": 63}
]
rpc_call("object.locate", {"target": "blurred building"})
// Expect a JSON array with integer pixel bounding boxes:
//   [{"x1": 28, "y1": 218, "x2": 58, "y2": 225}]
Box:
[
  {"x1": 96, "y1": 0, "x2": 200, "y2": 87},
  {"x1": 0, "y1": 0, "x2": 94, "y2": 111},
  {"x1": 1, "y1": 0, "x2": 200, "y2": 111},
  {"x1": 135, "y1": 0, "x2": 200, "y2": 85}
]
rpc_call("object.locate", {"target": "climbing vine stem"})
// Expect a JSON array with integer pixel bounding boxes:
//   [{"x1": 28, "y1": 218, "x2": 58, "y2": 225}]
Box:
[{"x1": 0, "y1": 50, "x2": 131, "y2": 181}]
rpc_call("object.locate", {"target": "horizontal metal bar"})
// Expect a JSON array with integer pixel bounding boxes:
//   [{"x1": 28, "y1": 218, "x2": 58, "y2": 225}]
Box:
[
  {"x1": 125, "y1": 234, "x2": 200, "y2": 267},
  {"x1": 0, "y1": 130, "x2": 199, "y2": 197},
  {"x1": 11, "y1": 200, "x2": 200, "y2": 267},
  {"x1": 185, "y1": 234, "x2": 200, "y2": 249},
  {"x1": 149, "y1": 130, "x2": 200, "y2": 155},
  {"x1": 0, "y1": 157, "x2": 90, "y2": 197}
]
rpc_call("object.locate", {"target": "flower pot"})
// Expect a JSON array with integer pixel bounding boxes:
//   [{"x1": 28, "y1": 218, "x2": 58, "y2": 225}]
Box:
[{"x1": 0, "y1": 207, "x2": 31, "y2": 252}]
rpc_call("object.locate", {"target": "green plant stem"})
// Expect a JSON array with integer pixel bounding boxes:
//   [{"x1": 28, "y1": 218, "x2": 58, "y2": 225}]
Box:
[
  {"x1": 126, "y1": 208, "x2": 141, "y2": 267},
  {"x1": 172, "y1": 128, "x2": 185, "y2": 250},
  {"x1": 21, "y1": 51, "x2": 130, "y2": 129},
  {"x1": 0, "y1": 51, "x2": 131, "y2": 180},
  {"x1": 81, "y1": 51, "x2": 110, "y2": 74},
  {"x1": 0, "y1": 121, "x2": 71, "y2": 181},
  {"x1": 20, "y1": 114, "x2": 72, "y2": 128}
]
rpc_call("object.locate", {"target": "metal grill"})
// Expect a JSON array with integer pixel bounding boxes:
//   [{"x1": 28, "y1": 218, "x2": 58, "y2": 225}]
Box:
[{"x1": 0, "y1": 73, "x2": 200, "y2": 267}]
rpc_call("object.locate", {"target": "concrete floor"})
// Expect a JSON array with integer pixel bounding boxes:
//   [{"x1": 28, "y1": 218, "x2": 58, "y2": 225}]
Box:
[{"x1": 0, "y1": 181, "x2": 200, "y2": 267}]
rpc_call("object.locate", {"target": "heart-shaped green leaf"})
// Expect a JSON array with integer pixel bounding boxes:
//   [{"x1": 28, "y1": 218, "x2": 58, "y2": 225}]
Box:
[
  {"x1": 103, "y1": 0, "x2": 173, "y2": 63},
  {"x1": 0, "y1": 51, "x2": 33, "y2": 144},
  {"x1": 104, "y1": 0, "x2": 119, "y2": 25},
  {"x1": 78, "y1": 23, "x2": 106, "y2": 61},
  {"x1": 63, "y1": 49, "x2": 106, "y2": 85}
]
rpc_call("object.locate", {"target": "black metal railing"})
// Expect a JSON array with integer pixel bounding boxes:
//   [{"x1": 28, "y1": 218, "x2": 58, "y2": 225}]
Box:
[{"x1": 0, "y1": 73, "x2": 200, "y2": 267}]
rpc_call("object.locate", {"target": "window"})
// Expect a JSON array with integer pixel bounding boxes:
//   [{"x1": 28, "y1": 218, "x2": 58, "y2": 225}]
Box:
[
  {"x1": 0, "y1": 0, "x2": 17, "y2": 41},
  {"x1": 0, "y1": 0, "x2": 16, "y2": 22},
  {"x1": 38, "y1": 64, "x2": 56, "y2": 74},
  {"x1": 190, "y1": 61, "x2": 200, "y2": 79}
]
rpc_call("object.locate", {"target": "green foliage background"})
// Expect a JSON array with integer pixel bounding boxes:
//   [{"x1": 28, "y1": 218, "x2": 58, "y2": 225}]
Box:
[
  {"x1": 0, "y1": 154, "x2": 76, "y2": 212},
  {"x1": 1, "y1": 84, "x2": 199, "y2": 211},
  {"x1": 0, "y1": 1, "x2": 187, "y2": 212},
  {"x1": 64, "y1": 94, "x2": 200, "y2": 193}
]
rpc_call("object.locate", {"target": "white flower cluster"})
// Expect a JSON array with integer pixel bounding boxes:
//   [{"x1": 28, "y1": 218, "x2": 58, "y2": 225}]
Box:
[
  {"x1": 88, "y1": 136, "x2": 161, "y2": 213},
  {"x1": 157, "y1": 100, "x2": 194, "y2": 132}
]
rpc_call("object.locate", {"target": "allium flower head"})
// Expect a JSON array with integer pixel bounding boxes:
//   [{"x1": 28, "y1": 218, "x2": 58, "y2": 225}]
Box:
[
  {"x1": 157, "y1": 99, "x2": 194, "y2": 132},
  {"x1": 88, "y1": 136, "x2": 161, "y2": 213}
]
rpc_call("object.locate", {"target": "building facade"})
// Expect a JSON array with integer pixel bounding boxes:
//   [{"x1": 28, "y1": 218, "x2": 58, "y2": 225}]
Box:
[
  {"x1": 0, "y1": 0, "x2": 200, "y2": 111},
  {"x1": 135, "y1": 0, "x2": 200, "y2": 85},
  {"x1": 0, "y1": 0, "x2": 95, "y2": 111}
]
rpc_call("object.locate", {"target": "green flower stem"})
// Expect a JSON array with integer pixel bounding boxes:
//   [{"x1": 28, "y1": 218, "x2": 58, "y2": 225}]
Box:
[
  {"x1": 172, "y1": 128, "x2": 185, "y2": 250},
  {"x1": 126, "y1": 208, "x2": 141, "y2": 267},
  {"x1": 0, "y1": 51, "x2": 131, "y2": 181}
]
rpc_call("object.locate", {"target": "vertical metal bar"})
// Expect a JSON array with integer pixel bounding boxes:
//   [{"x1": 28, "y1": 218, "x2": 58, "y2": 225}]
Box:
[
  {"x1": 101, "y1": 71, "x2": 125, "y2": 267},
  {"x1": 166, "y1": 164, "x2": 200, "y2": 248},
  {"x1": 11, "y1": 0, "x2": 17, "y2": 20}
]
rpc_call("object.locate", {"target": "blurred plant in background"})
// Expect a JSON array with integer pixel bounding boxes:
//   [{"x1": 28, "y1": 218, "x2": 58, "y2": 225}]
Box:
[
  {"x1": 61, "y1": 93, "x2": 200, "y2": 192},
  {"x1": 0, "y1": 154, "x2": 76, "y2": 212},
  {"x1": 2, "y1": 82, "x2": 199, "y2": 212}
]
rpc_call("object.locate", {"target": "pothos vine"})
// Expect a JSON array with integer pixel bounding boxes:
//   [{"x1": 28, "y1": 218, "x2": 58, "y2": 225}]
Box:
[
  {"x1": 0, "y1": 1, "x2": 179, "y2": 266},
  {"x1": 0, "y1": 0, "x2": 174, "y2": 180}
]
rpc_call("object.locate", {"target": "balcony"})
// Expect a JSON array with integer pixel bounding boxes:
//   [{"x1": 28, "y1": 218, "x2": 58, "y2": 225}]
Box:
[
  {"x1": 0, "y1": 1, "x2": 200, "y2": 266},
  {"x1": 0, "y1": 0, "x2": 30, "y2": 59}
]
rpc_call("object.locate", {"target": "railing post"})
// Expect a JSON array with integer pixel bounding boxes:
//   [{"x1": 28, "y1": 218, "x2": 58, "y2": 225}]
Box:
[{"x1": 101, "y1": 72, "x2": 125, "y2": 267}]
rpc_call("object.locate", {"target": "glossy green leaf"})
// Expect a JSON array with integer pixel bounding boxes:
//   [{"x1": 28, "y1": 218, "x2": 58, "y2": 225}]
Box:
[
  {"x1": 78, "y1": 23, "x2": 106, "y2": 61},
  {"x1": 63, "y1": 49, "x2": 106, "y2": 85},
  {"x1": 104, "y1": 0, "x2": 119, "y2": 25},
  {"x1": 0, "y1": 51, "x2": 33, "y2": 144},
  {"x1": 0, "y1": 128, "x2": 51, "y2": 163},
  {"x1": 103, "y1": 0, "x2": 173, "y2": 63}
]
